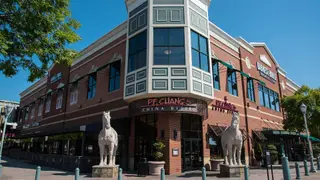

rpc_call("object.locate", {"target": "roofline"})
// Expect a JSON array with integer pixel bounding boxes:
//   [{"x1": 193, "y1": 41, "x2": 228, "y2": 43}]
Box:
[
  {"x1": 0, "y1": 100, "x2": 19, "y2": 105},
  {"x1": 250, "y1": 42, "x2": 280, "y2": 67},
  {"x1": 286, "y1": 77, "x2": 300, "y2": 89},
  {"x1": 19, "y1": 76, "x2": 47, "y2": 98},
  {"x1": 236, "y1": 37, "x2": 254, "y2": 54},
  {"x1": 209, "y1": 21, "x2": 241, "y2": 52}
]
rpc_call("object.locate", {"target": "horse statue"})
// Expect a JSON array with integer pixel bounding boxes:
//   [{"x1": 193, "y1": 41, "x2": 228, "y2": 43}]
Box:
[
  {"x1": 98, "y1": 111, "x2": 118, "y2": 166},
  {"x1": 221, "y1": 112, "x2": 243, "y2": 166}
]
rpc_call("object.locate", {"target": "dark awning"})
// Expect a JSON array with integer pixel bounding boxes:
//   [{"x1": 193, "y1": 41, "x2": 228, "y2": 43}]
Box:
[
  {"x1": 208, "y1": 125, "x2": 227, "y2": 137},
  {"x1": 299, "y1": 134, "x2": 320, "y2": 143},
  {"x1": 253, "y1": 130, "x2": 267, "y2": 141}
]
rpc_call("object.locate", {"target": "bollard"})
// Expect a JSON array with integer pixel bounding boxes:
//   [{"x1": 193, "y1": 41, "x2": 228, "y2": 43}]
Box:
[
  {"x1": 75, "y1": 168, "x2": 80, "y2": 180},
  {"x1": 0, "y1": 164, "x2": 2, "y2": 178},
  {"x1": 118, "y1": 168, "x2": 122, "y2": 180},
  {"x1": 244, "y1": 166, "x2": 249, "y2": 180},
  {"x1": 317, "y1": 157, "x2": 320, "y2": 171},
  {"x1": 160, "y1": 168, "x2": 165, "y2": 180},
  {"x1": 281, "y1": 156, "x2": 291, "y2": 180},
  {"x1": 202, "y1": 167, "x2": 206, "y2": 180},
  {"x1": 295, "y1": 162, "x2": 301, "y2": 180},
  {"x1": 35, "y1": 166, "x2": 41, "y2": 180},
  {"x1": 304, "y1": 160, "x2": 309, "y2": 176}
]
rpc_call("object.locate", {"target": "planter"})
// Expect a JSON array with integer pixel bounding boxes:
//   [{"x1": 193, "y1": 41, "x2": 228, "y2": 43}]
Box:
[
  {"x1": 148, "y1": 161, "x2": 165, "y2": 175},
  {"x1": 210, "y1": 159, "x2": 224, "y2": 171}
]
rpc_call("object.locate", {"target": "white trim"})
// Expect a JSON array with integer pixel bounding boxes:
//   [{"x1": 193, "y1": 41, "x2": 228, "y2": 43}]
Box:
[
  {"x1": 20, "y1": 76, "x2": 47, "y2": 99},
  {"x1": 250, "y1": 42, "x2": 279, "y2": 67},
  {"x1": 236, "y1": 37, "x2": 254, "y2": 54},
  {"x1": 286, "y1": 82, "x2": 298, "y2": 91},
  {"x1": 277, "y1": 67, "x2": 287, "y2": 77},
  {"x1": 286, "y1": 77, "x2": 300, "y2": 90},
  {"x1": 71, "y1": 22, "x2": 127, "y2": 67},
  {"x1": 209, "y1": 22, "x2": 240, "y2": 53}
]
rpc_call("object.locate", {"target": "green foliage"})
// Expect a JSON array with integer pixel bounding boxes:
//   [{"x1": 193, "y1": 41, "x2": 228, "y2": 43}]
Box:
[
  {"x1": 266, "y1": 144, "x2": 278, "y2": 164},
  {"x1": 0, "y1": 0, "x2": 81, "y2": 81},
  {"x1": 282, "y1": 86, "x2": 320, "y2": 137},
  {"x1": 254, "y1": 143, "x2": 263, "y2": 161},
  {"x1": 152, "y1": 139, "x2": 165, "y2": 161}
]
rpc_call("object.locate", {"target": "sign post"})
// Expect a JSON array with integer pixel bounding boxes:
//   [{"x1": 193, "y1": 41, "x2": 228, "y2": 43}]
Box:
[{"x1": 265, "y1": 150, "x2": 274, "y2": 180}]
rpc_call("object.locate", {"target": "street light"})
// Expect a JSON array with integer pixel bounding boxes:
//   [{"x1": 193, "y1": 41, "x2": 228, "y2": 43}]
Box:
[
  {"x1": 0, "y1": 105, "x2": 14, "y2": 177},
  {"x1": 300, "y1": 103, "x2": 316, "y2": 173}
]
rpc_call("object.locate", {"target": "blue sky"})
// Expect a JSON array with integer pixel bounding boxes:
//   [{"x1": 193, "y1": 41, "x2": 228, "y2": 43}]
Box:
[{"x1": 0, "y1": 0, "x2": 319, "y2": 102}]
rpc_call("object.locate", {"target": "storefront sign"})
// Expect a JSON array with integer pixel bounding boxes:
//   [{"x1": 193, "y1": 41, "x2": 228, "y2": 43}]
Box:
[
  {"x1": 129, "y1": 97, "x2": 208, "y2": 117},
  {"x1": 50, "y1": 72, "x2": 62, "y2": 83},
  {"x1": 212, "y1": 99, "x2": 237, "y2": 113},
  {"x1": 256, "y1": 62, "x2": 276, "y2": 83},
  {"x1": 172, "y1": 148, "x2": 179, "y2": 156}
]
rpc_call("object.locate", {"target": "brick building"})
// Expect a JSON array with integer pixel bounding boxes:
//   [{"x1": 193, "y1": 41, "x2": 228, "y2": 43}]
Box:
[{"x1": 14, "y1": 0, "x2": 302, "y2": 174}]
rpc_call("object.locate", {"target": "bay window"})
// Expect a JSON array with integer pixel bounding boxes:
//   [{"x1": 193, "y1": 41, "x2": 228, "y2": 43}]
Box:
[
  {"x1": 128, "y1": 30, "x2": 147, "y2": 72},
  {"x1": 191, "y1": 31, "x2": 209, "y2": 72},
  {"x1": 154, "y1": 28, "x2": 185, "y2": 65}
]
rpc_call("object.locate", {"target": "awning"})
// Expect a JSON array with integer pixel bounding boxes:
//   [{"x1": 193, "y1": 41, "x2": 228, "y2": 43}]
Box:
[
  {"x1": 253, "y1": 130, "x2": 267, "y2": 141},
  {"x1": 57, "y1": 83, "x2": 65, "y2": 89},
  {"x1": 208, "y1": 125, "x2": 227, "y2": 137},
  {"x1": 299, "y1": 134, "x2": 320, "y2": 143},
  {"x1": 46, "y1": 89, "x2": 52, "y2": 94},
  {"x1": 213, "y1": 58, "x2": 265, "y2": 85}
]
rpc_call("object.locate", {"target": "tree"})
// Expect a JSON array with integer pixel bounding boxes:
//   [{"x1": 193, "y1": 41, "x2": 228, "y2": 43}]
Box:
[
  {"x1": 282, "y1": 85, "x2": 320, "y2": 137},
  {"x1": 0, "y1": 0, "x2": 81, "y2": 82}
]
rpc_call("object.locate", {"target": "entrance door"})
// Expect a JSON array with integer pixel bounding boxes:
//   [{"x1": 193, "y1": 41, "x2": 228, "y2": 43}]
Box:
[{"x1": 182, "y1": 138, "x2": 202, "y2": 171}]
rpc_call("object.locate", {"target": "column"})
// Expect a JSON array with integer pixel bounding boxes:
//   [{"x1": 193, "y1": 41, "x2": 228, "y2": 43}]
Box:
[{"x1": 128, "y1": 117, "x2": 135, "y2": 171}]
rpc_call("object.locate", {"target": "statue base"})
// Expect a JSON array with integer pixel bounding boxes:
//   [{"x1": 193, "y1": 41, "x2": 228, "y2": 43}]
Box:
[
  {"x1": 92, "y1": 165, "x2": 119, "y2": 178},
  {"x1": 220, "y1": 164, "x2": 245, "y2": 178}
]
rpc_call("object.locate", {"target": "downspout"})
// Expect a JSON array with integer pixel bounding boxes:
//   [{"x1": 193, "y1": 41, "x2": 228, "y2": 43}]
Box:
[{"x1": 238, "y1": 49, "x2": 251, "y2": 166}]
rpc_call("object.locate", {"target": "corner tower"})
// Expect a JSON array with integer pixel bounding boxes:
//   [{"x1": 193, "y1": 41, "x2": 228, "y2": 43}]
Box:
[{"x1": 124, "y1": 0, "x2": 213, "y2": 102}]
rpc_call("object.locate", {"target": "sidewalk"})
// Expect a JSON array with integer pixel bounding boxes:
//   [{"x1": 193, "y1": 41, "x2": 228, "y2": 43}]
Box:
[{"x1": 1, "y1": 156, "x2": 320, "y2": 180}]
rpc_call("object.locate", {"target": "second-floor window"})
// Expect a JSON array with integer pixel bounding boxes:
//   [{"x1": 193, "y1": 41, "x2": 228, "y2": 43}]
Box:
[
  {"x1": 191, "y1": 31, "x2": 209, "y2": 72},
  {"x1": 30, "y1": 105, "x2": 35, "y2": 119},
  {"x1": 70, "y1": 83, "x2": 78, "y2": 105},
  {"x1": 38, "y1": 100, "x2": 43, "y2": 116},
  {"x1": 87, "y1": 73, "x2": 97, "y2": 99},
  {"x1": 109, "y1": 61, "x2": 121, "y2": 92},
  {"x1": 56, "y1": 89, "x2": 63, "y2": 109},
  {"x1": 128, "y1": 30, "x2": 147, "y2": 72},
  {"x1": 227, "y1": 68, "x2": 238, "y2": 96},
  {"x1": 212, "y1": 61, "x2": 220, "y2": 90},
  {"x1": 24, "y1": 107, "x2": 29, "y2": 120},
  {"x1": 45, "y1": 95, "x2": 52, "y2": 113},
  {"x1": 247, "y1": 79, "x2": 255, "y2": 102},
  {"x1": 154, "y1": 28, "x2": 185, "y2": 65},
  {"x1": 258, "y1": 84, "x2": 280, "y2": 112}
]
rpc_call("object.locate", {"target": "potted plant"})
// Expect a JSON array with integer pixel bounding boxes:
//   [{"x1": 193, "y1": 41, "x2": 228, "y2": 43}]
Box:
[
  {"x1": 210, "y1": 156, "x2": 224, "y2": 171},
  {"x1": 266, "y1": 144, "x2": 278, "y2": 165},
  {"x1": 148, "y1": 139, "x2": 166, "y2": 175}
]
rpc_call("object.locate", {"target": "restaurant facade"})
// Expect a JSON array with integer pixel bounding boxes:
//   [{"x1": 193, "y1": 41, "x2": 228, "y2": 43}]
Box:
[{"x1": 13, "y1": 0, "x2": 302, "y2": 175}]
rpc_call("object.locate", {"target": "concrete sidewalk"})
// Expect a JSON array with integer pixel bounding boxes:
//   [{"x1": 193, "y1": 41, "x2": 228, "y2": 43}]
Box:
[{"x1": 1, "y1": 156, "x2": 320, "y2": 180}]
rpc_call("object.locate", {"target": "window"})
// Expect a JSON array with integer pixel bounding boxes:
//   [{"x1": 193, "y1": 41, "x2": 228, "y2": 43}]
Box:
[
  {"x1": 24, "y1": 107, "x2": 29, "y2": 120},
  {"x1": 109, "y1": 61, "x2": 121, "y2": 92},
  {"x1": 191, "y1": 31, "x2": 209, "y2": 72},
  {"x1": 87, "y1": 73, "x2": 97, "y2": 99},
  {"x1": 258, "y1": 84, "x2": 264, "y2": 106},
  {"x1": 45, "y1": 94, "x2": 52, "y2": 113},
  {"x1": 70, "y1": 83, "x2": 78, "y2": 105},
  {"x1": 30, "y1": 105, "x2": 35, "y2": 119},
  {"x1": 227, "y1": 68, "x2": 238, "y2": 96},
  {"x1": 154, "y1": 28, "x2": 185, "y2": 65},
  {"x1": 38, "y1": 100, "x2": 43, "y2": 116},
  {"x1": 56, "y1": 89, "x2": 63, "y2": 109},
  {"x1": 212, "y1": 61, "x2": 220, "y2": 90},
  {"x1": 128, "y1": 30, "x2": 147, "y2": 72},
  {"x1": 247, "y1": 79, "x2": 255, "y2": 102},
  {"x1": 258, "y1": 84, "x2": 281, "y2": 112}
]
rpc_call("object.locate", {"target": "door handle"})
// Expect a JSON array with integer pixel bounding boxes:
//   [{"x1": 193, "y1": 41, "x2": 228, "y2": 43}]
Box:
[{"x1": 191, "y1": 156, "x2": 194, "y2": 160}]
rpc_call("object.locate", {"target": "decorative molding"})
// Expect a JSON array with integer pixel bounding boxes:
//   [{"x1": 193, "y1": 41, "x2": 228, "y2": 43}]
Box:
[
  {"x1": 171, "y1": 79, "x2": 187, "y2": 90},
  {"x1": 171, "y1": 68, "x2": 187, "y2": 76},
  {"x1": 136, "y1": 69, "x2": 147, "y2": 80},
  {"x1": 126, "y1": 74, "x2": 135, "y2": 84},
  {"x1": 152, "y1": 79, "x2": 168, "y2": 90},
  {"x1": 136, "y1": 81, "x2": 147, "y2": 93},
  {"x1": 192, "y1": 69, "x2": 202, "y2": 80},
  {"x1": 125, "y1": 85, "x2": 135, "y2": 96},
  {"x1": 203, "y1": 84, "x2": 212, "y2": 96},
  {"x1": 203, "y1": 73, "x2": 211, "y2": 83},
  {"x1": 193, "y1": 80, "x2": 202, "y2": 92},
  {"x1": 153, "y1": 68, "x2": 168, "y2": 76}
]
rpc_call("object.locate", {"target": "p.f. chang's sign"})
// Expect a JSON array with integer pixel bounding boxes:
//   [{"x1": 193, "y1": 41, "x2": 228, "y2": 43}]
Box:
[
  {"x1": 142, "y1": 97, "x2": 196, "y2": 113},
  {"x1": 212, "y1": 99, "x2": 237, "y2": 113},
  {"x1": 129, "y1": 97, "x2": 208, "y2": 117}
]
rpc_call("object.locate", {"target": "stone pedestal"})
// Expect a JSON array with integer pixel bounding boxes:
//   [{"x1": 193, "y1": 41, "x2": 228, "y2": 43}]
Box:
[
  {"x1": 220, "y1": 164, "x2": 245, "y2": 178},
  {"x1": 92, "y1": 165, "x2": 119, "y2": 178}
]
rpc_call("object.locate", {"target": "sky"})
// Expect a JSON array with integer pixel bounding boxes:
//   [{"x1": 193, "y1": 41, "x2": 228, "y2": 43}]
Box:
[{"x1": 0, "y1": 0, "x2": 319, "y2": 102}]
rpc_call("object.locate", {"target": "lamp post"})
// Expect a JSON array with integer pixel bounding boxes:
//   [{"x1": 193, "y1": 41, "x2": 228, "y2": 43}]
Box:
[
  {"x1": 0, "y1": 106, "x2": 14, "y2": 177},
  {"x1": 300, "y1": 103, "x2": 316, "y2": 173}
]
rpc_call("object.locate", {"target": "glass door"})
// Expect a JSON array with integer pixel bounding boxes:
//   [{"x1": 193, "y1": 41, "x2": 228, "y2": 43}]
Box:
[{"x1": 182, "y1": 138, "x2": 202, "y2": 171}]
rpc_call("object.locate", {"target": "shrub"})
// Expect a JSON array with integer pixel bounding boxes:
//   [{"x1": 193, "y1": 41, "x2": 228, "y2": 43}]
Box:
[
  {"x1": 254, "y1": 143, "x2": 263, "y2": 161},
  {"x1": 266, "y1": 144, "x2": 278, "y2": 164},
  {"x1": 152, "y1": 139, "x2": 165, "y2": 161}
]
